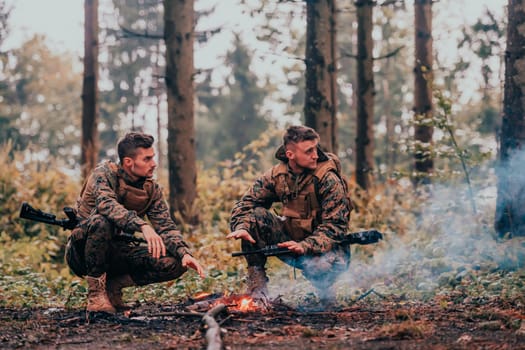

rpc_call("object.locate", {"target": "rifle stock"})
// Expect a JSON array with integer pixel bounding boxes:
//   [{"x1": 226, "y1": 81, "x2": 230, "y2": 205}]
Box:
[{"x1": 231, "y1": 229, "x2": 383, "y2": 257}]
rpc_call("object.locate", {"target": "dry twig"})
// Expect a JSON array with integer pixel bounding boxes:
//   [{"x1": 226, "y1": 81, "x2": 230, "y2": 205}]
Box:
[{"x1": 203, "y1": 303, "x2": 226, "y2": 350}]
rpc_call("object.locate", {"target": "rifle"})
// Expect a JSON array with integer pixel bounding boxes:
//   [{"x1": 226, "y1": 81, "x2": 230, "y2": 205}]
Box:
[
  {"x1": 231, "y1": 245, "x2": 291, "y2": 257},
  {"x1": 231, "y1": 229, "x2": 383, "y2": 257},
  {"x1": 19, "y1": 202, "x2": 146, "y2": 244},
  {"x1": 19, "y1": 202, "x2": 78, "y2": 230}
]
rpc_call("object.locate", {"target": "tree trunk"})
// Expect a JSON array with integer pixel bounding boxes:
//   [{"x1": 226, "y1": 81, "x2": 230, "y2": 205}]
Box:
[
  {"x1": 383, "y1": 60, "x2": 395, "y2": 173},
  {"x1": 164, "y1": 0, "x2": 197, "y2": 224},
  {"x1": 304, "y1": 0, "x2": 337, "y2": 153},
  {"x1": 81, "y1": 0, "x2": 99, "y2": 180},
  {"x1": 155, "y1": 41, "x2": 164, "y2": 172},
  {"x1": 413, "y1": 0, "x2": 433, "y2": 186},
  {"x1": 355, "y1": 0, "x2": 375, "y2": 190},
  {"x1": 495, "y1": 0, "x2": 525, "y2": 237}
]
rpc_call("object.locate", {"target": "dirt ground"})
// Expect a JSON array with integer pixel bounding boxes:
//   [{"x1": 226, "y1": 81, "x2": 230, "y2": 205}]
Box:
[{"x1": 1, "y1": 296, "x2": 524, "y2": 350}]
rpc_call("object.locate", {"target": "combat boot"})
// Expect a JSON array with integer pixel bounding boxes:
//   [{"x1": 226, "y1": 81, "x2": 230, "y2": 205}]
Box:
[
  {"x1": 86, "y1": 273, "x2": 116, "y2": 313},
  {"x1": 246, "y1": 266, "x2": 269, "y2": 299},
  {"x1": 106, "y1": 274, "x2": 135, "y2": 311}
]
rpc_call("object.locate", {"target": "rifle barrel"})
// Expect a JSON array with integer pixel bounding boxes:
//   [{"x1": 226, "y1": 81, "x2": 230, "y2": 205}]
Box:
[
  {"x1": 19, "y1": 202, "x2": 78, "y2": 230},
  {"x1": 20, "y1": 202, "x2": 59, "y2": 225},
  {"x1": 19, "y1": 203, "x2": 145, "y2": 244},
  {"x1": 231, "y1": 246, "x2": 291, "y2": 257}
]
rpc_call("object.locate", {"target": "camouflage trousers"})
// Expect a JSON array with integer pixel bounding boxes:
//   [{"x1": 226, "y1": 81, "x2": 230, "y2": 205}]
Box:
[
  {"x1": 242, "y1": 207, "x2": 351, "y2": 289},
  {"x1": 65, "y1": 214, "x2": 187, "y2": 286}
]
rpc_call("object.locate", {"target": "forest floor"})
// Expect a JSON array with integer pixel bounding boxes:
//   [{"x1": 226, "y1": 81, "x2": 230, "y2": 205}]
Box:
[{"x1": 1, "y1": 293, "x2": 524, "y2": 350}]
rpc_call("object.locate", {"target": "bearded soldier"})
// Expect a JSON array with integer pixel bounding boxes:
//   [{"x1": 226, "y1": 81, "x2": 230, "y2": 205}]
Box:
[
  {"x1": 66, "y1": 132, "x2": 204, "y2": 313},
  {"x1": 228, "y1": 125, "x2": 352, "y2": 304}
]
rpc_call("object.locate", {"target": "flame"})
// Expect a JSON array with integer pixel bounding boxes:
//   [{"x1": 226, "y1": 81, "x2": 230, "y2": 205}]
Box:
[
  {"x1": 211, "y1": 294, "x2": 262, "y2": 312},
  {"x1": 237, "y1": 296, "x2": 257, "y2": 312},
  {"x1": 189, "y1": 292, "x2": 267, "y2": 313}
]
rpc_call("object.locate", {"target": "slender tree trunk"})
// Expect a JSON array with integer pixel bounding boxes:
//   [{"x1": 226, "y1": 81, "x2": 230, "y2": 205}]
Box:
[
  {"x1": 355, "y1": 0, "x2": 375, "y2": 190},
  {"x1": 495, "y1": 0, "x2": 525, "y2": 237},
  {"x1": 382, "y1": 61, "x2": 395, "y2": 173},
  {"x1": 413, "y1": 0, "x2": 433, "y2": 186},
  {"x1": 304, "y1": 0, "x2": 337, "y2": 153},
  {"x1": 380, "y1": 10, "x2": 398, "y2": 176},
  {"x1": 155, "y1": 41, "x2": 164, "y2": 172},
  {"x1": 81, "y1": 0, "x2": 99, "y2": 180},
  {"x1": 328, "y1": 0, "x2": 338, "y2": 153},
  {"x1": 164, "y1": 0, "x2": 197, "y2": 224}
]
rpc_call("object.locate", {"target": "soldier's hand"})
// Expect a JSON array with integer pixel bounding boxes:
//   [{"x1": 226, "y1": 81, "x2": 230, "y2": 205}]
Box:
[
  {"x1": 226, "y1": 229, "x2": 256, "y2": 243},
  {"x1": 277, "y1": 240, "x2": 306, "y2": 255},
  {"x1": 182, "y1": 254, "x2": 205, "y2": 278},
  {"x1": 141, "y1": 225, "x2": 166, "y2": 259}
]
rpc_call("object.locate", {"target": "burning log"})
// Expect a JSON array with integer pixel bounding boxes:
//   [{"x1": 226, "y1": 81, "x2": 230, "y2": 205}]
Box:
[
  {"x1": 186, "y1": 293, "x2": 224, "y2": 311},
  {"x1": 187, "y1": 292, "x2": 272, "y2": 313},
  {"x1": 203, "y1": 303, "x2": 226, "y2": 350}
]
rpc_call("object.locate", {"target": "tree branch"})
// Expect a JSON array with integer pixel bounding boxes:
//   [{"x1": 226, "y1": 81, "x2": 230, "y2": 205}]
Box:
[
  {"x1": 119, "y1": 25, "x2": 162, "y2": 40},
  {"x1": 340, "y1": 45, "x2": 405, "y2": 60},
  {"x1": 119, "y1": 24, "x2": 221, "y2": 43},
  {"x1": 374, "y1": 45, "x2": 405, "y2": 60}
]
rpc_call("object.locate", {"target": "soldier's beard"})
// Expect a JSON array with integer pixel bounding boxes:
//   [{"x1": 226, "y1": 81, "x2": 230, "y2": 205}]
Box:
[{"x1": 130, "y1": 164, "x2": 153, "y2": 180}]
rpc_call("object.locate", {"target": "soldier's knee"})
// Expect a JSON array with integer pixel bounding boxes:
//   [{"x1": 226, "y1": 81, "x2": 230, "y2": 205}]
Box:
[
  {"x1": 253, "y1": 207, "x2": 271, "y2": 220},
  {"x1": 136, "y1": 257, "x2": 187, "y2": 285},
  {"x1": 86, "y1": 214, "x2": 113, "y2": 237},
  {"x1": 252, "y1": 207, "x2": 281, "y2": 229},
  {"x1": 302, "y1": 251, "x2": 350, "y2": 278}
]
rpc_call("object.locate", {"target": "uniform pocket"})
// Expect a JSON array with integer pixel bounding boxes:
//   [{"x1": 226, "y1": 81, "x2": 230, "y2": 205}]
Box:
[{"x1": 284, "y1": 217, "x2": 313, "y2": 241}]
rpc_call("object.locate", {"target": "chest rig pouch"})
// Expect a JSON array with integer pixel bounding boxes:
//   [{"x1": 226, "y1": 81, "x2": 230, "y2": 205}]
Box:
[
  {"x1": 272, "y1": 159, "x2": 337, "y2": 241},
  {"x1": 111, "y1": 165, "x2": 155, "y2": 217},
  {"x1": 76, "y1": 161, "x2": 155, "y2": 219}
]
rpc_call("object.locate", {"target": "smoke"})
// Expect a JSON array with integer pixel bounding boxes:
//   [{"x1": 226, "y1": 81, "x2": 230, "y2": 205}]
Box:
[
  {"x1": 336, "y1": 174, "x2": 525, "y2": 300},
  {"x1": 494, "y1": 147, "x2": 525, "y2": 236}
]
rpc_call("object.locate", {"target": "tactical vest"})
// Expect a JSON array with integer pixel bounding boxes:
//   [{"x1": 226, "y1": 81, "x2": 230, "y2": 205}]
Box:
[
  {"x1": 272, "y1": 155, "x2": 342, "y2": 241},
  {"x1": 76, "y1": 161, "x2": 155, "y2": 219}
]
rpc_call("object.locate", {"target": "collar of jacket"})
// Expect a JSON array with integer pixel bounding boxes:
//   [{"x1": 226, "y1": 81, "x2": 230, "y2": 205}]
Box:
[{"x1": 116, "y1": 163, "x2": 147, "y2": 189}]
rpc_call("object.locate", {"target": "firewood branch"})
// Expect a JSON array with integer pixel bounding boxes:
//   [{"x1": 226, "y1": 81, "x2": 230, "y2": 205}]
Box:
[{"x1": 203, "y1": 303, "x2": 226, "y2": 350}]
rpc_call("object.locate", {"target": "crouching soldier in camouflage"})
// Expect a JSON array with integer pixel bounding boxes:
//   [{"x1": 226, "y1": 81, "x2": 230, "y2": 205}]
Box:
[
  {"x1": 227, "y1": 125, "x2": 353, "y2": 304},
  {"x1": 66, "y1": 132, "x2": 204, "y2": 313}
]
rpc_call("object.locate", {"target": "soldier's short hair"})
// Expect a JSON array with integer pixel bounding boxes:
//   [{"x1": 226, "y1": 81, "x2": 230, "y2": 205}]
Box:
[
  {"x1": 283, "y1": 125, "x2": 320, "y2": 147},
  {"x1": 117, "y1": 132, "x2": 154, "y2": 163}
]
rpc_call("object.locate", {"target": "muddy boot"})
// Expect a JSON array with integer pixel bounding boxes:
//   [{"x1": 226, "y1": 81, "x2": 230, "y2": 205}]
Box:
[
  {"x1": 86, "y1": 273, "x2": 116, "y2": 313},
  {"x1": 246, "y1": 266, "x2": 269, "y2": 299},
  {"x1": 106, "y1": 274, "x2": 135, "y2": 311}
]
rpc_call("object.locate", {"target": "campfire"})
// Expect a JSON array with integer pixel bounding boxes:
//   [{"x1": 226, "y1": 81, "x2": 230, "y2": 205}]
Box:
[{"x1": 187, "y1": 292, "x2": 272, "y2": 313}]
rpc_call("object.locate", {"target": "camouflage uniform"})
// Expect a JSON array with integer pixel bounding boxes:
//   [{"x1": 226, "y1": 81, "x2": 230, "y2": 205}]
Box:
[
  {"x1": 65, "y1": 161, "x2": 192, "y2": 286},
  {"x1": 230, "y1": 146, "x2": 352, "y2": 290}
]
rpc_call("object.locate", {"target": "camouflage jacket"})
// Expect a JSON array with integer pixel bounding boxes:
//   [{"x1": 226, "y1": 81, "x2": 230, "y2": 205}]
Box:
[
  {"x1": 76, "y1": 161, "x2": 192, "y2": 259},
  {"x1": 230, "y1": 146, "x2": 352, "y2": 254}
]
